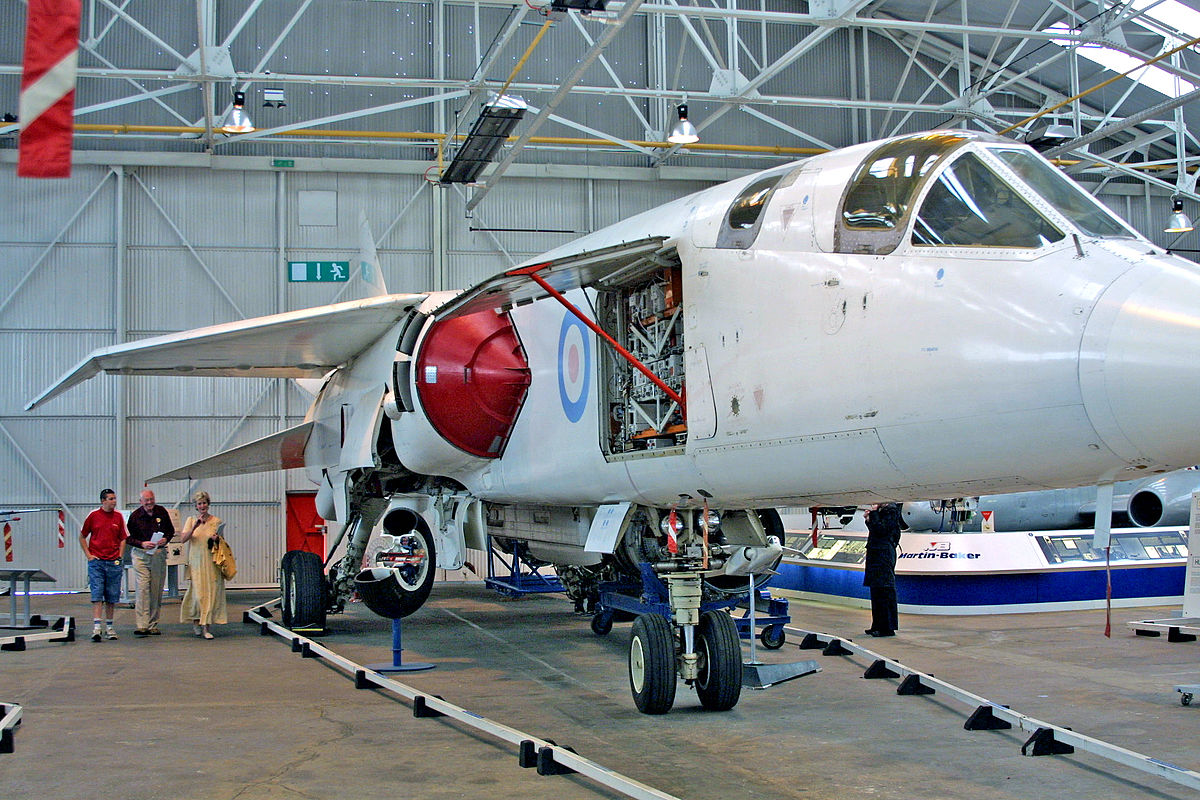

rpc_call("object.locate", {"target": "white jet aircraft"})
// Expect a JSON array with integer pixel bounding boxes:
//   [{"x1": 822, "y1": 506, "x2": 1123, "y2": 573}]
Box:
[
  {"x1": 902, "y1": 466, "x2": 1200, "y2": 532},
  {"x1": 27, "y1": 130, "x2": 1200, "y2": 713}
]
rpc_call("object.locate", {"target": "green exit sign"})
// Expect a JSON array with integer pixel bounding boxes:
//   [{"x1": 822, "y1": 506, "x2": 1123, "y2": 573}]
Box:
[
  {"x1": 272, "y1": 159, "x2": 295, "y2": 168},
  {"x1": 289, "y1": 261, "x2": 350, "y2": 282}
]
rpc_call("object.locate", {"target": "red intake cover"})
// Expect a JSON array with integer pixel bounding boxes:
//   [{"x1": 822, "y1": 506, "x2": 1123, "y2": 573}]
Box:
[{"x1": 415, "y1": 310, "x2": 531, "y2": 458}]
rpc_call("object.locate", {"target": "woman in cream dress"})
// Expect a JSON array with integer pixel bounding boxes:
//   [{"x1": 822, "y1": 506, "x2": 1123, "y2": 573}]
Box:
[{"x1": 179, "y1": 490, "x2": 227, "y2": 639}]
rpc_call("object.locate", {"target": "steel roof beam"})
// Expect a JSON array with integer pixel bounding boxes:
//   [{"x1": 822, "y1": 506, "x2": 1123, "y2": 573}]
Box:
[{"x1": 465, "y1": 0, "x2": 646, "y2": 212}]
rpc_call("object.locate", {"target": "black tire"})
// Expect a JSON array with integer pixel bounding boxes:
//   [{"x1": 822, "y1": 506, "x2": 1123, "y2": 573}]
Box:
[
  {"x1": 284, "y1": 550, "x2": 327, "y2": 631},
  {"x1": 363, "y1": 520, "x2": 438, "y2": 619},
  {"x1": 629, "y1": 614, "x2": 677, "y2": 714},
  {"x1": 591, "y1": 610, "x2": 614, "y2": 636},
  {"x1": 760, "y1": 624, "x2": 786, "y2": 650},
  {"x1": 695, "y1": 610, "x2": 742, "y2": 711},
  {"x1": 279, "y1": 550, "x2": 301, "y2": 627}
]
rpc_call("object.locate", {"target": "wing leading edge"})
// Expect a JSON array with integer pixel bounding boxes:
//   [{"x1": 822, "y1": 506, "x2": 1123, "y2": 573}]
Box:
[
  {"x1": 146, "y1": 421, "x2": 315, "y2": 483},
  {"x1": 26, "y1": 294, "x2": 427, "y2": 410}
]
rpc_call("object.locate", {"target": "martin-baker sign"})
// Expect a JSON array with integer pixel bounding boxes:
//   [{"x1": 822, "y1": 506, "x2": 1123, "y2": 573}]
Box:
[{"x1": 895, "y1": 532, "x2": 1044, "y2": 574}]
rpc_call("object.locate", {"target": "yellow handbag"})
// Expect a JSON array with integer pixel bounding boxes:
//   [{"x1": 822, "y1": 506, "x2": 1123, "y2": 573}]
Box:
[{"x1": 211, "y1": 536, "x2": 237, "y2": 580}]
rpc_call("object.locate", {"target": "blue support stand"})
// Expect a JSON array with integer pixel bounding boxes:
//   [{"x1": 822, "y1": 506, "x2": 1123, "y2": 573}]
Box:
[
  {"x1": 484, "y1": 535, "x2": 565, "y2": 598},
  {"x1": 366, "y1": 617, "x2": 435, "y2": 673}
]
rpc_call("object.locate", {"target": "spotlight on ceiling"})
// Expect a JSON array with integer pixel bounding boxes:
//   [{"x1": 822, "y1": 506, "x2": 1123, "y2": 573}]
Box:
[
  {"x1": 221, "y1": 90, "x2": 254, "y2": 134},
  {"x1": 262, "y1": 87, "x2": 287, "y2": 109},
  {"x1": 1165, "y1": 196, "x2": 1194, "y2": 233},
  {"x1": 1024, "y1": 123, "x2": 1074, "y2": 151},
  {"x1": 667, "y1": 103, "x2": 699, "y2": 145}
]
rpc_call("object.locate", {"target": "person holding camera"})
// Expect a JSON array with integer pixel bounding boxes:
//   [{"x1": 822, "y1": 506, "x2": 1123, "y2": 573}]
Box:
[{"x1": 863, "y1": 502, "x2": 902, "y2": 637}]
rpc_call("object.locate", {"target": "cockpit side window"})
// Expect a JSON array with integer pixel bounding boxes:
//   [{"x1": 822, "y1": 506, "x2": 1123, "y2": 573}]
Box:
[
  {"x1": 993, "y1": 149, "x2": 1135, "y2": 239},
  {"x1": 715, "y1": 174, "x2": 784, "y2": 249},
  {"x1": 912, "y1": 153, "x2": 1065, "y2": 248},
  {"x1": 836, "y1": 132, "x2": 971, "y2": 255}
]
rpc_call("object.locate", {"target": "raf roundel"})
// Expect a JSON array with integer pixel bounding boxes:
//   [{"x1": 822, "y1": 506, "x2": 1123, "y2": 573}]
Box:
[{"x1": 557, "y1": 312, "x2": 591, "y2": 423}]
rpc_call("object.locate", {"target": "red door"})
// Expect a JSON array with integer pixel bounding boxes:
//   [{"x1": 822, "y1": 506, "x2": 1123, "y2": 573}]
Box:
[{"x1": 285, "y1": 492, "x2": 326, "y2": 556}]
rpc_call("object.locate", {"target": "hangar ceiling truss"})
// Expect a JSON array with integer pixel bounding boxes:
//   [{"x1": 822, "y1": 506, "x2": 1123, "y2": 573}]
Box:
[{"x1": 1, "y1": 0, "x2": 1198, "y2": 201}]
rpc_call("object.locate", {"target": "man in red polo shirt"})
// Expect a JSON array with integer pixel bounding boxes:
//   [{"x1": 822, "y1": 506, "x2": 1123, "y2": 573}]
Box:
[{"x1": 79, "y1": 488, "x2": 128, "y2": 642}]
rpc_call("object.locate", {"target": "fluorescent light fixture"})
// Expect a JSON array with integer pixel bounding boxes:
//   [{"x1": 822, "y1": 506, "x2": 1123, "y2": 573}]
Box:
[
  {"x1": 1025, "y1": 123, "x2": 1075, "y2": 151},
  {"x1": 550, "y1": 0, "x2": 607, "y2": 11},
  {"x1": 221, "y1": 91, "x2": 254, "y2": 134},
  {"x1": 440, "y1": 94, "x2": 527, "y2": 184},
  {"x1": 667, "y1": 103, "x2": 699, "y2": 145},
  {"x1": 1165, "y1": 197, "x2": 1193, "y2": 233}
]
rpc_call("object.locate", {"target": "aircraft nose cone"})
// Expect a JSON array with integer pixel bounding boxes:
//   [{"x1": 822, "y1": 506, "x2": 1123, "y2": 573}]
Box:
[{"x1": 1080, "y1": 260, "x2": 1200, "y2": 469}]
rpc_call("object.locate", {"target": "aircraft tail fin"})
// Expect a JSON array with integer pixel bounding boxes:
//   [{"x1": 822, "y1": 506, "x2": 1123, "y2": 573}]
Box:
[
  {"x1": 146, "y1": 421, "x2": 314, "y2": 483},
  {"x1": 358, "y1": 211, "x2": 388, "y2": 297}
]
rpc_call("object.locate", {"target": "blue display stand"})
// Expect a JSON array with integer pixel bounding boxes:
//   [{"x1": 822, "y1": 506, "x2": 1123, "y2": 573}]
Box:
[{"x1": 367, "y1": 617, "x2": 435, "y2": 673}]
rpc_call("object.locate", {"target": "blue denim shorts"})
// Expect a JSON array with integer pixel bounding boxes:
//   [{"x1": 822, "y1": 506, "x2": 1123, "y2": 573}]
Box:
[{"x1": 88, "y1": 559, "x2": 123, "y2": 604}]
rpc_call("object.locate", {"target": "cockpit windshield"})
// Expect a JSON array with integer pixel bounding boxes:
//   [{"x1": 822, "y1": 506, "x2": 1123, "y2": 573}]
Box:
[
  {"x1": 841, "y1": 132, "x2": 970, "y2": 231},
  {"x1": 912, "y1": 152, "x2": 1065, "y2": 248},
  {"x1": 991, "y1": 148, "x2": 1136, "y2": 239}
]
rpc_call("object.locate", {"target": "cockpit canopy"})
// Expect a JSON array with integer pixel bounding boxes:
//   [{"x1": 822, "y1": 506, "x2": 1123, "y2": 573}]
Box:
[{"x1": 835, "y1": 131, "x2": 1136, "y2": 255}]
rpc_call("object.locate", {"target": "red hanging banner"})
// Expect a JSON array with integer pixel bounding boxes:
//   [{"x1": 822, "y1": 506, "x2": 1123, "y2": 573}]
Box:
[{"x1": 18, "y1": 0, "x2": 81, "y2": 178}]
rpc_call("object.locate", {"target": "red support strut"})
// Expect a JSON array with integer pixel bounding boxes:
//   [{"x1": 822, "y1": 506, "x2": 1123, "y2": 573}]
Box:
[{"x1": 525, "y1": 272, "x2": 687, "y2": 419}]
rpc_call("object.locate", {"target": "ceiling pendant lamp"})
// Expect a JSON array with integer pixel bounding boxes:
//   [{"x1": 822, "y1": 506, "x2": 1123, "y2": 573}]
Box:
[{"x1": 221, "y1": 90, "x2": 254, "y2": 134}]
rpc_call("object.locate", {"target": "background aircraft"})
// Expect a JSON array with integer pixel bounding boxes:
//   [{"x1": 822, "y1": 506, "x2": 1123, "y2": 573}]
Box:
[
  {"x1": 902, "y1": 467, "x2": 1200, "y2": 532},
  {"x1": 28, "y1": 130, "x2": 1200, "y2": 713}
]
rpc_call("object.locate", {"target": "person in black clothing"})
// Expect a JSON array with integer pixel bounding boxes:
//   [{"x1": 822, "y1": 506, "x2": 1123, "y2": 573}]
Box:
[{"x1": 863, "y1": 502, "x2": 901, "y2": 637}]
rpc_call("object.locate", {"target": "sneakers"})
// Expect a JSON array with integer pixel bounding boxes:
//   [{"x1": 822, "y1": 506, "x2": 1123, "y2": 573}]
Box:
[
  {"x1": 147, "y1": 627, "x2": 161, "y2": 636},
  {"x1": 192, "y1": 624, "x2": 203, "y2": 637},
  {"x1": 105, "y1": 628, "x2": 119, "y2": 640},
  {"x1": 91, "y1": 624, "x2": 102, "y2": 643},
  {"x1": 134, "y1": 628, "x2": 151, "y2": 637},
  {"x1": 202, "y1": 630, "x2": 214, "y2": 640}
]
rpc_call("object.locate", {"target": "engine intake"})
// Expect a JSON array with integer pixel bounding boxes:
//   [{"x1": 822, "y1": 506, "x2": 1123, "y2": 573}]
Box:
[{"x1": 415, "y1": 310, "x2": 531, "y2": 458}]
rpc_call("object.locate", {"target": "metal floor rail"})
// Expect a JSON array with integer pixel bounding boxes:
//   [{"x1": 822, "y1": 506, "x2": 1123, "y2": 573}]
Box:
[
  {"x1": 0, "y1": 702, "x2": 21, "y2": 754},
  {"x1": 786, "y1": 626, "x2": 1200, "y2": 793},
  {"x1": 0, "y1": 616, "x2": 75, "y2": 652},
  {"x1": 243, "y1": 600, "x2": 682, "y2": 800}
]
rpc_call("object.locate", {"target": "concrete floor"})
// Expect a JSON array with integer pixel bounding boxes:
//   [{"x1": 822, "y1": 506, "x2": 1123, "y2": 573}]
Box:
[{"x1": 2, "y1": 584, "x2": 1199, "y2": 800}]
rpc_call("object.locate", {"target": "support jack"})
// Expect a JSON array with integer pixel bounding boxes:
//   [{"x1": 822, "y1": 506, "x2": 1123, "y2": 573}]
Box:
[
  {"x1": 742, "y1": 660, "x2": 821, "y2": 689},
  {"x1": 739, "y1": 574, "x2": 820, "y2": 689},
  {"x1": 367, "y1": 617, "x2": 435, "y2": 673}
]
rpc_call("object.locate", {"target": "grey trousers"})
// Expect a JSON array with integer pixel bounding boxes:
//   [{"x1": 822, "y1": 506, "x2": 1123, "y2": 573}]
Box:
[{"x1": 132, "y1": 549, "x2": 167, "y2": 630}]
